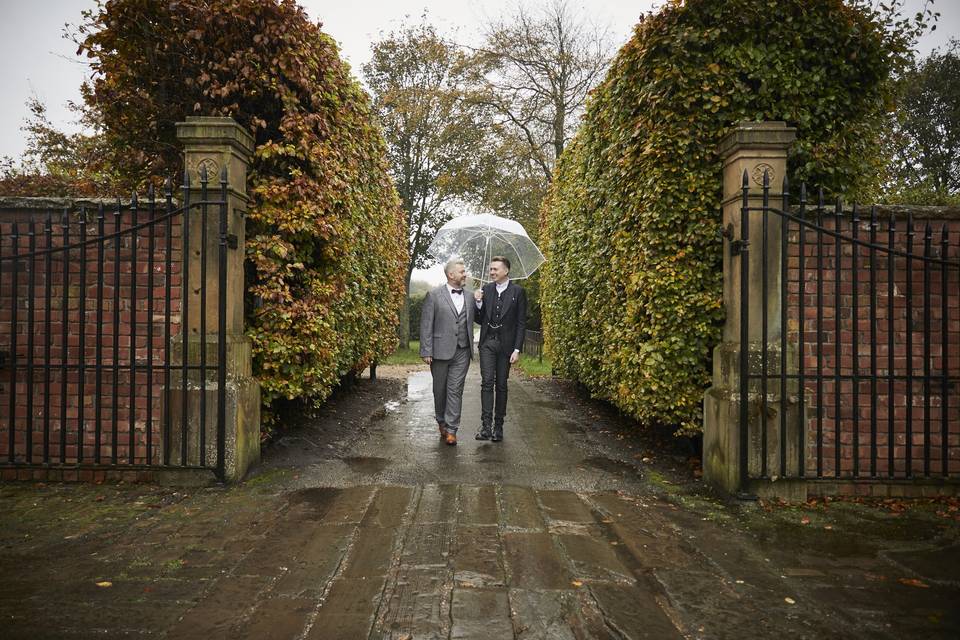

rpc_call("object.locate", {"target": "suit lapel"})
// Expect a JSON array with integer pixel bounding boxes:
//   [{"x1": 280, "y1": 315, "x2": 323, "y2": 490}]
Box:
[
  {"x1": 438, "y1": 284, "x2": 458, "y2": 318},
  {"x1": 483, "y1": 283, "x2": 496, "y2": 321},
  {"x1": 498, "y1": 281, "x2": 516, "y2": 319}
]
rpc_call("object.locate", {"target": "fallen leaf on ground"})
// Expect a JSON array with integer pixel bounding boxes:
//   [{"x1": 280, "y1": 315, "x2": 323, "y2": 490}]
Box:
[
  {"x1": 800, "y1": 516, "x2": 811, "y2": 525},
  {"x1": 571, "y1": 580, "x2": 583, "y2": 587},
  {"x1": 898, "y1": 578, "x2": 930, "y2": 588},
  {"x1": 96, "y1": 581, "x2": 112, "y2": 588},
  {"x1": 784, "y1": 597, "x2": 796, "y2": 604}
]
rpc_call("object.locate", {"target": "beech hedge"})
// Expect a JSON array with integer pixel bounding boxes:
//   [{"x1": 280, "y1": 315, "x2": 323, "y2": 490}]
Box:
[
  {"x1": 541, "y1": 0, "x2": 914, "y2": 434},
  {"x1": 77, "y1": 0, "x2": 407, "y2": 424}
]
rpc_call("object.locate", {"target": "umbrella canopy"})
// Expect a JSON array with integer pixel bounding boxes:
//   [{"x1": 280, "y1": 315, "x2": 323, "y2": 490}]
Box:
[{"x1": 427, "y1": 213, "x2": 545, "y2": 282}]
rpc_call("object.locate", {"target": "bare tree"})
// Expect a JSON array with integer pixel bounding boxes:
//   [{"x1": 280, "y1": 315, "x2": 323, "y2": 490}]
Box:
[
  {"x1": 364, "y1": 19, "x2": 490, "y2": 347},
  {"x1": 468, "y1": 0, "x2": 612, "y2": 184}
]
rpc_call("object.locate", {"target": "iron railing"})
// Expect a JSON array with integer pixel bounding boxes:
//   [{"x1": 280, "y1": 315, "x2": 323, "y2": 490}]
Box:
[
  {"x1": 735, "y1": 170, "x2": 959, "y2": 486},
  {"x1": 0, "y1": 168, "x2": 229, "y2": 479},
  {"x1": 523, "y1": 329, "x2": 544, "y2": 362}
]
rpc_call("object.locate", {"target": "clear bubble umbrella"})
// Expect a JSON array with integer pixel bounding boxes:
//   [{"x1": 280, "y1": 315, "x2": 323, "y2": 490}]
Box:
[{"x1": 427, "y1": 213, "x2": 545, "y2": 282}]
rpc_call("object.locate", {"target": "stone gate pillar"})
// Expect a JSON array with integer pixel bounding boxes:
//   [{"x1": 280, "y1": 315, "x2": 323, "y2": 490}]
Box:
[
  {"x1": 174, "y1": 116, "x2": 260, "y2": 481},
  {"x1": 703, "y1": 121, "x2": 803, "y2": 498}
]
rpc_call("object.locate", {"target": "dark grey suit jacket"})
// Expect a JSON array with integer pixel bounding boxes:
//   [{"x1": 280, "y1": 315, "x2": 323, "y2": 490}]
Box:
[{"x1": 474, "y1": 281, "x2": 527, "y2": 355}]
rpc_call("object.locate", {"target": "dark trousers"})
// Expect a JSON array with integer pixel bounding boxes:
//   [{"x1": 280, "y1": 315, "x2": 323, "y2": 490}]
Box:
[{"x1": 479, "y1": 335, "x2": 511, "y2": 431}]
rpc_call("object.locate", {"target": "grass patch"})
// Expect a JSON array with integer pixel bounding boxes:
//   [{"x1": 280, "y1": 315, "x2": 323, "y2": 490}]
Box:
[
  {"x1": 516, "y1": 354, "x2": 553, "y2": 377},
  {"x1": 381, "y1": 340, "x2": 423, "y2": 365}
]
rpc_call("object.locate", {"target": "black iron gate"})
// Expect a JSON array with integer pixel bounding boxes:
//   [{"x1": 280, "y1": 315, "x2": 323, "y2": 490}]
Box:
[
  {"x1": 735, "y1": 170, "x2": 960, "y2": 486},
  {"x1": 0, "y1": 168, "x2": 229, "y2": 479}
]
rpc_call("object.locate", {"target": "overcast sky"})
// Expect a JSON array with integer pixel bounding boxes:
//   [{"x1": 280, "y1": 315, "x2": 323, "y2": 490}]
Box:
[
  {"x1": 0, "y1": 0, "x2": 956, "y2": 281},
  {"x1": 1, "y1": 0, "x2": 956, "y2": 162}
]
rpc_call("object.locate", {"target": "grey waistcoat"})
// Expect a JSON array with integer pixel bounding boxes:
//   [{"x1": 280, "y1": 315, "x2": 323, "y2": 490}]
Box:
[{"x1": 456, "y1": 304, "x2": 470, "y2": 348}]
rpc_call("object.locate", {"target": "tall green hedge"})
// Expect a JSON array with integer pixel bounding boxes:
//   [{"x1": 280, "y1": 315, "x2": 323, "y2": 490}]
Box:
[
  {"x1": 75, "y1": 0, "x2": 408, "y2": 426},
  {"x1": 541, "y1": 0, "x2": 914, "y2": 434}
]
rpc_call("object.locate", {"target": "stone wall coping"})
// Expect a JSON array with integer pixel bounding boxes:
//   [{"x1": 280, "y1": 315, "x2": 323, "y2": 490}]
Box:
[
  {"x1": 0, "y1": 196, "x2": 180, "y2": 212},
  {"x1": 872, "y1": 203, "x2": 960, "y2": 221},
  {"x1": 787, "y1": 203, "x2": 960, "y2": 221}
]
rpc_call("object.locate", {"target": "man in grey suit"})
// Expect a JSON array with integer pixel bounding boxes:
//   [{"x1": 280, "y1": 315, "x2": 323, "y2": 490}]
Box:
[{"x1": 420, "y1": 258, "x2": 475, "y2": 446}]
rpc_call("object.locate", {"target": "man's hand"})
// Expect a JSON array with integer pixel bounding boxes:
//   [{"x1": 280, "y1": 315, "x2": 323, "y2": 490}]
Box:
[
  {"x1": 509, "y1": 351, "x2": 519, "y2": 364},
  {"x1": 422, "y1": 356, "x2": 433, "y2": 365}
]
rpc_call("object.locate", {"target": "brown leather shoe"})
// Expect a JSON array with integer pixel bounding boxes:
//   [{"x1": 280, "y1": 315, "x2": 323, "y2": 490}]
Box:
[
  {"x1": 444, "y1": 432, "x2": 457, "y2": 446},
  {"x1": 438, "y1": 421, "x2": 446, "y2": 438}
]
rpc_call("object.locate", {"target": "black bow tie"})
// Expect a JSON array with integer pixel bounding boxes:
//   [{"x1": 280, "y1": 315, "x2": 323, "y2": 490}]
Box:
[{"x1": 451, "y1": 289, "x2": 463, "y2": 295}]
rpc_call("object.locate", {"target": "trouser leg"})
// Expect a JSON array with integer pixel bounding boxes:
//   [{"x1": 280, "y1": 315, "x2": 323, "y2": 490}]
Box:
[
  {"x1": 479, "y1": 338, "x2": 499, "y2": 427},
  {"x1": 443, "y1": 346, "x2": 471, "y2": 433},
  {"x1": 431, "y1": 358, "x2": 450, "y2": 428},
  {"x1": 494, "y1": 351, "x2": 511, "y2": 429}
]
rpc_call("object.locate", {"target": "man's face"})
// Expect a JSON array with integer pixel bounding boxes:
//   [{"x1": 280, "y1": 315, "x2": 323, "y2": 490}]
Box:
[
  {"x1": 488, "y1": 260, "x2": 508, "y2": 283},
  {"x1": 447, "y1": 263, "x2": 466, "y2": 287}
]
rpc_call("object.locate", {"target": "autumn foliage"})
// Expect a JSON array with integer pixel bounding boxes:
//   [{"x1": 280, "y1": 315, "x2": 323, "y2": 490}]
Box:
[
  {"x1": 541, "y1": 0, "x2": 919, "y2": 434},
  {"x1": 74, "y1": 0, "x2": 407, "y2": 422}
]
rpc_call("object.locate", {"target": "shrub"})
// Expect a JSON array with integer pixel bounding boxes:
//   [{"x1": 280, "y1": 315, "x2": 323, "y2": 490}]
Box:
[
  {"x1": 408, "y1": 294, "x2": 426, "y2": 342},
  {"x1": 76, "y1": 0, "x2": 407, "y2": 423},
  {"x1": 541, "y1": 0, "x2": 920, "y2": 434}
]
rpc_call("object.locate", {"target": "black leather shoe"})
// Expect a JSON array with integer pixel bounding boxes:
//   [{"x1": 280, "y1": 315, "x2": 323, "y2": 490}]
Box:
[
  {"x1": 475, "y1": 425, "x2": 492, "y2": 440},
  {"x1": 491, "y1": 428, "x2": 503, "y2": 442}
]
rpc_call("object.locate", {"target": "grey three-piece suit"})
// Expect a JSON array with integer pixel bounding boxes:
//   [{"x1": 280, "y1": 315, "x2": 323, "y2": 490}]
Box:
[{"x1": 419, "y1": 284, "x2": 475, "y2": 434}]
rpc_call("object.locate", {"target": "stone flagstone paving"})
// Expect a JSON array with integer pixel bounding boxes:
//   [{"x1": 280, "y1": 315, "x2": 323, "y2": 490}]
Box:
[{"x1": 1, "y1": 368, "x2": 958, "y2": 639}]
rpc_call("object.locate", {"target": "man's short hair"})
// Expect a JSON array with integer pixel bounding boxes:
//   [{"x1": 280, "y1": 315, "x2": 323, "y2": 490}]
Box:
[
  {"x1": 490, "y1": 255, "x2": 511, "y2": 271},
  {"x1": 444, "y1": 257, "x2": 465, "y2": 276}
]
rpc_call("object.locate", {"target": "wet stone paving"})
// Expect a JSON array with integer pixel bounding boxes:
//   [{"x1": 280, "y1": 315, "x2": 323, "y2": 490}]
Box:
[{"x1": 1, "y1": 368, "x2": 959, "y2": 639}]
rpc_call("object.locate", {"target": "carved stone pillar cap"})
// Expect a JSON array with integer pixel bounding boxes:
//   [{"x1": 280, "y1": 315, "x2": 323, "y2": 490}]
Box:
[
  {"x1": 718, "y1": 121, "x2": 797, "y2": 159},
  {"x1": 175, "y1": 116, "x2": 254, "y2": 157}
]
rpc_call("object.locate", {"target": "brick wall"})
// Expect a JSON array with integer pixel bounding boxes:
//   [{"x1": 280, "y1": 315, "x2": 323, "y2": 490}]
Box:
[
  {"x1": 0, "y1": 200, "x2": 183, "y2": 467},
  {"x1": 784, "y1": 207, "x2": 960, "y2": 479}
]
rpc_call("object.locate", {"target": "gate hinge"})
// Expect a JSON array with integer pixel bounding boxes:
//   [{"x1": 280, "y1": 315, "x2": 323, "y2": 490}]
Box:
[{"x1": 719, "y1": 223, "x2": 748, "y2": 256}]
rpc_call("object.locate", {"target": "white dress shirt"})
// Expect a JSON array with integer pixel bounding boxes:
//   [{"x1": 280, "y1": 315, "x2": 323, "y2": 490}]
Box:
[
  {"x1": 447, "y1": 283, "x2": 465, "y2": 314},
  {"x1": 475, "y1": 279, "x2": 510, "y2": 309},
  {"x1": 476, "y1": 279, "x2": 519, "y2": 354}
]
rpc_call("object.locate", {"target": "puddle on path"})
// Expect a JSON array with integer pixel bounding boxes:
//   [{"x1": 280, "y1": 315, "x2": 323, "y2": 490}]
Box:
[
  {"x1": 342, "y1": 456, "x2": 390, "y2": 474},
  {"x1": 407, "y1": 371, "x2": 432, "y2": 400}
]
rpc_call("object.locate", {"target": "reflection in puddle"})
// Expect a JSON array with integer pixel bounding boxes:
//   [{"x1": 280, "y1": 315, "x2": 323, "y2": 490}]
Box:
[
  {"x1": 407, "y1": 371, "x2": 432, "y2": 400},
  {"x1": 384, "y1": 400, "x2": 401, "y2": 412}
]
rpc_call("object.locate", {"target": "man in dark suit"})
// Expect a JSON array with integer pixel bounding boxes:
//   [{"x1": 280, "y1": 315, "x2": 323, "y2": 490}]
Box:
[{"x1": 473, "y1": 256, "x2": 527, "y2": 442}]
